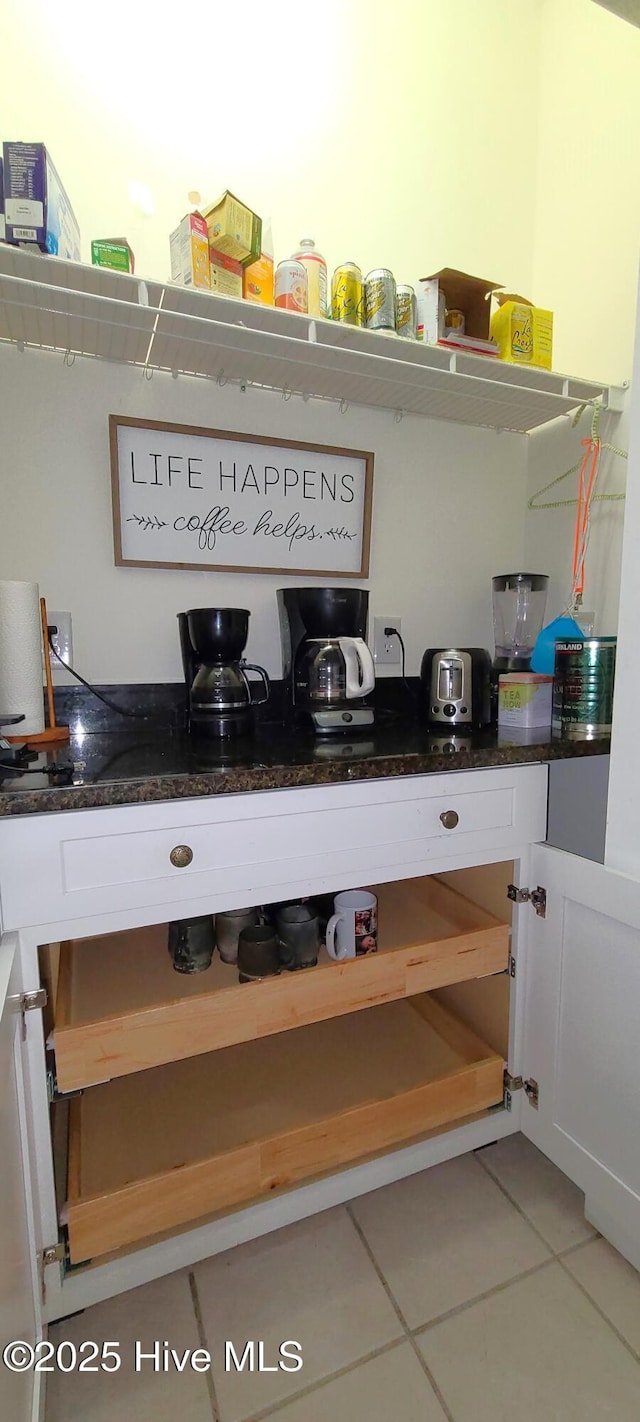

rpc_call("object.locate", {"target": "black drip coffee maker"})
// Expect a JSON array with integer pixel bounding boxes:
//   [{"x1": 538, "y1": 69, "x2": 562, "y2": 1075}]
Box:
[{"x1": 178, "y1": 608, "x2": 270, "y2": 738}]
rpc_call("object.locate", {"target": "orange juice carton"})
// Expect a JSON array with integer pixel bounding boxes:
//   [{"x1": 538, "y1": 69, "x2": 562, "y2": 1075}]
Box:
[
  {"x1": 210, "y1": 246, "x2": 243, "y2": 298},
  {"x1": 169, "y1": 212, "x2": 211, "y2": 290},
  {"x1": 203, "y1": 191, "x2": 261, "y2": 266},
  {"x1": 490, "y1": 294, "x2": 553, "y2": 370}
]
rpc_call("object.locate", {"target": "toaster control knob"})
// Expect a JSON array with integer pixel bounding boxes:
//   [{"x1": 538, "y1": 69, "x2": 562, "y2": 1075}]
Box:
[
  {"x1": 443, "y1": 703, "x2": 456, "y2": 717},
  {"x1": 170, "y1": 844, "x2": 193, "y2": 868},
  {"x1": 440, "y1": 810, "x2": 459, "y2": 830}
]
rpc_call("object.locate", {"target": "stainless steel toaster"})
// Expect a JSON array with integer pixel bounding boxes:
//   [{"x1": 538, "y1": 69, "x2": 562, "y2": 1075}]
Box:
[{"x1": 420, "y1": 647, "x2": 492, "y2": 727}]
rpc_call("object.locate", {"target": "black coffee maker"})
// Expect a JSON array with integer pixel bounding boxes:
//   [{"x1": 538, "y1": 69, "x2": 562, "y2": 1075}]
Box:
[
  {"x1": 178, "y1": 608, "x2": 270, "y2": 738},
  {"x1": 277, "y1": 587, "x2": 375, "y2": 734}
]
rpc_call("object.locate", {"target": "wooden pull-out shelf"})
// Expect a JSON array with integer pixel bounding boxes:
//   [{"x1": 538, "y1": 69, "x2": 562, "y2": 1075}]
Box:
[
  {"x1": 64, "y1": 994, "x2": 503, "y2": 1263},
  {"x1": 53, "y1": 876, "x2": 509, "y2": 1092}
]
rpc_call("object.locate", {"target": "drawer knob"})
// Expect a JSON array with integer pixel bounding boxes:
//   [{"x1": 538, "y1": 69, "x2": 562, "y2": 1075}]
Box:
[
  {"x1": 170, "y1": 844, "x2": 193, "y2": 868},
  {"x1": 440, "y1": 810, "x2": 459, "y2": 830}
]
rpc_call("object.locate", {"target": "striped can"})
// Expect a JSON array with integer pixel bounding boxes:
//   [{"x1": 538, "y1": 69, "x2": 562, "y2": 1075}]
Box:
[
  {"x1": 364, "y1": 268, "x2": 396, "y2": 331},
  {"x1": 331, "y1": 262, "x2": 364, "y2": 326},
  {"x1": 395, "y1": 284, "x2": 417, "y2": 339},
  {"x1": 552, "y1": 637, "x2": 616, "y2": 738}
]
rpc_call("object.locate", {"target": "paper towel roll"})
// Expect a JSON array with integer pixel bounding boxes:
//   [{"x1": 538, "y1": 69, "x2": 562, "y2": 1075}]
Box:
[{"x1": 0, "y1": 581, "x2": 45, "y2": 736}]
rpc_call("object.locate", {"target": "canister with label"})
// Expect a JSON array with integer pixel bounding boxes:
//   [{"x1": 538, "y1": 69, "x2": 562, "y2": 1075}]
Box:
[{"x1": 552, "y1": 637, "x2": 616, "y2": 738}]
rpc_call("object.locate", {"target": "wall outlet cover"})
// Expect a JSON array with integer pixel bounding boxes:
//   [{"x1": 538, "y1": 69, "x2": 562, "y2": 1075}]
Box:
[{"x1": 374, "y1": 616, "x2": 402, "y2": 666}]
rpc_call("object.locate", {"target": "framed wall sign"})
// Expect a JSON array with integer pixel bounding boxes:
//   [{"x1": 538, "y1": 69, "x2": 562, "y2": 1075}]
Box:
[{"x1": 109, "y1": 416, "x2": 374, "y2": 577}]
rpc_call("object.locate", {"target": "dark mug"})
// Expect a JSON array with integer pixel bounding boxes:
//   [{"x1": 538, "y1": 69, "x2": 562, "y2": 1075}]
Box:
[
  {"x1": 168, "y1": 914, "x2": 215, "y2": 974},
  {"x1": 237, "y1": 925, "x2": 283, "y2": 983},
  {"x1": 276, "y1": 903, "x2": 320, "y2": 970}
]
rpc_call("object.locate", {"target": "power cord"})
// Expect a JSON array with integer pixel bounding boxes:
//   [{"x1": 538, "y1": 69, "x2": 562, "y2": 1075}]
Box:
[
  {"x1": 47, "y1": 630, "x2": 152, "y2": 721},
  {"x1": 383, "y1": 626, "x2": 417, "y2": 704}
]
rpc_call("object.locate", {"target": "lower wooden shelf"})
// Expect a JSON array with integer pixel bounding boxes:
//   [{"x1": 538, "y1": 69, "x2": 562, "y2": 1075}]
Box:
[
  {"x1": 63, "y1": 993, "x2": 504, "y2": 1263},
  {"x1": 52, "y1": 875, "x2": 509, "y2": 1091}
]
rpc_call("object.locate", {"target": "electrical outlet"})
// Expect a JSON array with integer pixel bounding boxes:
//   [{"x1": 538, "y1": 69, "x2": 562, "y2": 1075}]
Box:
[
  {"x1": 46, "y1": 611, "x2": 73, "y2": 675},
  {"x1": 373, "y1": 616, "x2": 402, "y2": 666}
]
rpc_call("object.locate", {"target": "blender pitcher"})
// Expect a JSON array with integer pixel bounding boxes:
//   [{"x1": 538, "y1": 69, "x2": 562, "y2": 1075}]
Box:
[{"x1": 492, "y1": 574, "x2": 548, "y2": 671}]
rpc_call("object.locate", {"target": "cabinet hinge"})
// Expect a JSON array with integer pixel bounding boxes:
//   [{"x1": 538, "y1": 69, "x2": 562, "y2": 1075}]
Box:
[
  {"x1": 503, "y1": 1071, "x2": 539, "y2": 1110},
  {"x1": 507, "y1": 884, "x2": 547, "y2": 918},
  {"x1": 524, "y1": 1077, "x2": 540, "y2": 1109},
  {"x1": 503, "y1": 1069, "x2": 523, "y2": 1109},
  {"x1": 19, "y1": 988, "x2": 47, "y2": 1040},
  {"x1": 42, "y1": 1241, "x2": 66, "y2": 1268},
  {"x1": 508, "y1": 953, "x2": 516, "y2": 978},
  {"x1": 39, "y1": 1238, "x2": 67, "y2": 1302}
]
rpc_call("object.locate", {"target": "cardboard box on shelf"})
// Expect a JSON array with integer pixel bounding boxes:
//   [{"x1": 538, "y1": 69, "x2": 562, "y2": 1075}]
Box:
[
  {"x1": 416, "y1": 268, "x2": 499, "y2": 346},
  {"x1": 0, "y1": 157, "x2": 5, "y2": 241},
  {"x1": 203, "y1": 191, "x2": 261, "y2": 266},
  {"x1": 169, "y1": 212, "x2": 211, "y2": 290},
  {"x1": 91, "y1": 239, "x2": 135, "y2": 274},
  {"x1": 210, "y1": 247, "x2": 243, "y2": 298},
  {"x1": 2, "y1": 142, "x2": 80, "y2": 259},
  {"x1": 490, "y1": 294, "x2": 553, "y2": 370}
]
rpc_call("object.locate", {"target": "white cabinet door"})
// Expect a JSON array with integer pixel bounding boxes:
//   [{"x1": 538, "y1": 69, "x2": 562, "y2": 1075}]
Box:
[
  {"x1": 521, "y1": 844, "x2": 640, "y2": 1268},
  {"x1": 0, "y1": 935, "x2": 42, "y2": 1422}
]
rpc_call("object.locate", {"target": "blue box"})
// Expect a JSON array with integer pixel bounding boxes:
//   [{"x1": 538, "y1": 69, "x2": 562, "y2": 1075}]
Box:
[
  {"x1": 2, "y1": 143, "x2": 80, "y2": 259},
  {"x1": 0, "y1": 157, "x2": 5, "y2": 242}
]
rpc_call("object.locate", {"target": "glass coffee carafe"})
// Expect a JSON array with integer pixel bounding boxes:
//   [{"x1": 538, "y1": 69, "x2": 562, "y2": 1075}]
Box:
[{"x1": 295, "y1": 636, "x2": 375, "y2": 707}]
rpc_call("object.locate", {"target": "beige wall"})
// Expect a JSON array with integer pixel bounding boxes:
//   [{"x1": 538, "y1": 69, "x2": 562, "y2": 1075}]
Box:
[
  {"x1": 2, "y1": 1, "x2": 543, "y2": 299},
  {"x1": 534, "y1": 0, "x2": 640, "y2": 381},
  {"x1": 2, "y1": 0, "x2": 637, "y2": 669},
  {"x1": 0, "y1": 346, "x2": 527, "y2": 682}
]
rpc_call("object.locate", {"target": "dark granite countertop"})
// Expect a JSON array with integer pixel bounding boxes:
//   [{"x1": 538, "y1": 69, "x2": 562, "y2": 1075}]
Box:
[{"x1": 0, "y1": 693, "x2": 610, "y2": 818}]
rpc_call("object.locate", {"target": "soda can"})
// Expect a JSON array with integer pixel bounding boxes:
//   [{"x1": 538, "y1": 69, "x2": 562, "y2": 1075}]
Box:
[
  {"x1": 395, "y1": 284, "x2": 417, "y2": 339},
  {"x1": 552, "y1": 637, "x2": 617, "y2": 738},
  {"x1": 275, "y1": 260, "x2": 308, "y2": 313},
  {"x1": 364, "y1": 268, "x2": 396, "y2": 331},
  {"x1": 331, "y1": 262, "x2": 364, "y2": 326}
]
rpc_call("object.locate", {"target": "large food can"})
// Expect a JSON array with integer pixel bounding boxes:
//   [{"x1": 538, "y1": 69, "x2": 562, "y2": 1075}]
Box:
[
  {"x1": 552, "y1": 637, "x2": 616, "y2": 738},
  {"x1": 395, "y1": 284, "x2": 417, "y2": 339},
  {"x1": 364, "y1": 268, "x2": 396, "y2": 331},
  {"x1": 275, "y1": 259, "x2": 308, "y2": 313},
  {"x1": 331, "y1": 262, "x2": 364, "y2": 326}
]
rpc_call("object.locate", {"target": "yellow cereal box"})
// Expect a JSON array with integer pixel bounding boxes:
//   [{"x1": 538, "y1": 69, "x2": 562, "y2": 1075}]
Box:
[{"x1": 490, "y1": 294, "x2": 553, "y2": 370}]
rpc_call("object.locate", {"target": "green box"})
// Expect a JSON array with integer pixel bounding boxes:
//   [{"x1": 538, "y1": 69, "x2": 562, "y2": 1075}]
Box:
[{"x1": 91, "y1": 240, "x2": 135, "y2": 274}]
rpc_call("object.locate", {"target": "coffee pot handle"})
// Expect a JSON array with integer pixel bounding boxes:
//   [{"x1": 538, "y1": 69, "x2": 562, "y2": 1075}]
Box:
[
  {"x1": 338, "y1": 638, "x2": 375, "y2": 699},
  {"x1": 241, "y1": 663, "x2": 271, "y2": 706}
]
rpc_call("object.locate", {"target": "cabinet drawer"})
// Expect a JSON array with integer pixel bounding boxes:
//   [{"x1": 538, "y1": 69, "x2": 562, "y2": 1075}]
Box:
[
  {"x1": 52, "y1": 875, "x2": 510, "y2": 1091},
  {"x1": 0, "y1": 767, "x2": 547, "y2": 929},
  {"x1": 62, "y1": 994, "x2": 504, "y2": 1263}
]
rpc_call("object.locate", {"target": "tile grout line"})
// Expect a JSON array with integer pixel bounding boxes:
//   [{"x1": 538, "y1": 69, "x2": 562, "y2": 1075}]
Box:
[
  {"x1": 240, "y1": 1338, "x2": 407, "y2": 1422},
  {"x1": 556, "y1": 1253, "x2": 640, "y2": 1368},
  {"x1": 473, "y1": 1145, "x2": 598, "y2": 1258},
  {"x1": 472, "y1": 1147, "x2": 640, "y2": 1366},
  {"x1": 411, "y1": 1255, "x2": 557, "y2": 1336},
  {"x1": 345, "y1": 1202, "x2": 457, "y2": 1422},
  {"x1": 189, "y1": 1270, "x2": 221, "y2": 1422}
]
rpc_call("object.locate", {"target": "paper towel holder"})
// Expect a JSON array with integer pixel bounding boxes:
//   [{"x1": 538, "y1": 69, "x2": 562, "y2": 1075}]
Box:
[{"x1": 3, "y1": 598, "x2": 70, "y2": 746}]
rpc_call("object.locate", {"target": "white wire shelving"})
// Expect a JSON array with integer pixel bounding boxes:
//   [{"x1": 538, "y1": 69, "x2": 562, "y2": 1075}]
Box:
[{"x1": 0, "y1": 245, "x2": 609, "y2": 433}]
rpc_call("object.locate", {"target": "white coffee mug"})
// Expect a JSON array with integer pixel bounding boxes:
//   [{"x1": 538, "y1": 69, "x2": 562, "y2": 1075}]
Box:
[{"x1": 325, "y1": 890, "x2": 378, "y2": 962}]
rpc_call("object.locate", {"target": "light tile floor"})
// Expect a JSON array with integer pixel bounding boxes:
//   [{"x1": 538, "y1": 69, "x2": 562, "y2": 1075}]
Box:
[{"x1": 45, "y1": 1134, "x2": 640, "y2": 1422}]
